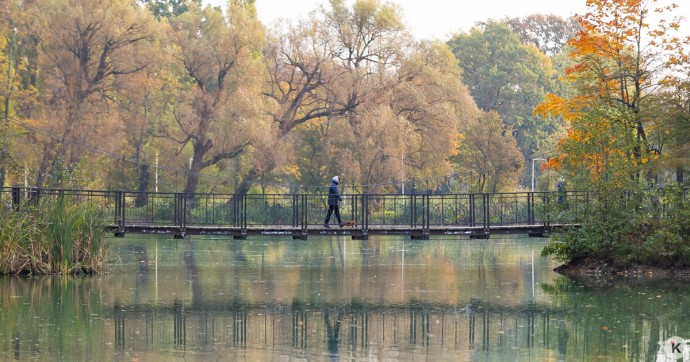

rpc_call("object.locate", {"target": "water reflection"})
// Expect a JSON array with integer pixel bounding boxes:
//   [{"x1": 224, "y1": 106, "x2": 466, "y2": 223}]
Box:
[{"x1": 0, "y1": 236, "x2": 689, "y2": 360}]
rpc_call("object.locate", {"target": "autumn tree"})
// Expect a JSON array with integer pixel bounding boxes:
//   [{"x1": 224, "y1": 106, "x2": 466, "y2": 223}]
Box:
[
  {"x1": 536, "y1": 0, "x2": 689, "y2": 189},
  {"x1": 539, "y1": 0, "x2": 690, "y2": 267},
  {"x1": 267, "y1": 0, "x2": 479, "y2": 191},
  {"x1": 25, "y1": 0, "x2": 156, "y2": 188},
  {"x1": 111, "y1": 19, "x2": 173, "y2": 202},
  {"x1": 0, "y1": 1, "x2": 37, "y2": 187},
  {"x1": 450, "y1": 111, "x2": 523, "y2": 192},
  {"x1": 166, "y1": 2, "x2": 267, "y2": 195}
]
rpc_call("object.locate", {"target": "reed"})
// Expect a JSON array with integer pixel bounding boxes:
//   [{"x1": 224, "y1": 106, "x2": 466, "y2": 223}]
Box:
[{"x1": 0, "y1": 198, "x2": 109, "y2": 274}]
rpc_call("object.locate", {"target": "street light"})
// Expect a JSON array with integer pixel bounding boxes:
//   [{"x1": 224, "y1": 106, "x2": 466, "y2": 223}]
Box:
[{"x1": 531, "y1": 158, "x2": 546, "y2": 192}]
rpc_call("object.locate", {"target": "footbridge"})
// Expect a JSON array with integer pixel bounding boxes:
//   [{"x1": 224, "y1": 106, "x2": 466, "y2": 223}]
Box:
[{"x1": 3, "y1": 187, "x2": 585, "y2": 240}]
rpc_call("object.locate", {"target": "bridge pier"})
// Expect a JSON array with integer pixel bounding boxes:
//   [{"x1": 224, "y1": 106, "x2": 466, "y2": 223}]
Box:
[
  {"x1": 469, "y1": 233, "x2": 489, "y2": 240},
  {"x1": 292, "y1": 230, "x2": 308, "y2": 240},
  {"x1": 411, "y1": 232, "x2": 430, "y2": 240},
  {"x1": 352, "y1": 231, "x2": 368, "y2": 240}
]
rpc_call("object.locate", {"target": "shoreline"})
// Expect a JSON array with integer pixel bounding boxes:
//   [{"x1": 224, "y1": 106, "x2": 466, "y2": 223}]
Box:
[{"x1": 554, "y1": 257, "x2": 690, "y2": 281}]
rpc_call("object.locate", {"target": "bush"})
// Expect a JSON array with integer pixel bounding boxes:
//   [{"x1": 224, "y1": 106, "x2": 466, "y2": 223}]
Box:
[{"x1": 542, "y1": 186, "x2": 690, "y2": 267}]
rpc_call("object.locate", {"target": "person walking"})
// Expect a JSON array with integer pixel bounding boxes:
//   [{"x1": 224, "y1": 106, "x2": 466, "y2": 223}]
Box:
[{"x1": 324, "y1": 176, "x2": 343, "y2": 227}]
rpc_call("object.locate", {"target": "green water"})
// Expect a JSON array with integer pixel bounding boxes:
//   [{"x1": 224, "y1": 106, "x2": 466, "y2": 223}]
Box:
[{"x1": 0, "y1": 235, "x2": 687, "y2": 361}]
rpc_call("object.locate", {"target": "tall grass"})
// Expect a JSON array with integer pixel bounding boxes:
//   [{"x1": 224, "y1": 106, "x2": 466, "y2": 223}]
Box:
[{"x1": 0, "y1": 198, "x2": 109, "y2": 274}]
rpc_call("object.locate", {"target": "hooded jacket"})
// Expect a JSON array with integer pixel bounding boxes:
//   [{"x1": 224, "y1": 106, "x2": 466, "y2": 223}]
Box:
[{"x1": 327, "y1": 178, "x2": 342, "y2": 206}]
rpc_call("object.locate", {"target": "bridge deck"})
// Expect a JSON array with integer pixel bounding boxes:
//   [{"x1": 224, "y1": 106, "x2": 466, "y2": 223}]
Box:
[
  {"x1": 108, "y1": 223, "x2": 575, "y2": 240},
  {"x1": 3, "y1": 186, "x2": 585, "y2": 240}
]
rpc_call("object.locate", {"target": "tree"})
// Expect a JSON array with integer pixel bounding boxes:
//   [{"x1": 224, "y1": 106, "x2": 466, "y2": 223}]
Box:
[
  {"x1": 263, "y1": 0, "x2": 481, "y2": 191},
  {"x1": 166, "y1": 2, "x2": 267, "y2": 195},
  {"x1": 535, "y1": 0, "x2": 689, "y2": 188},
  {"x1": 111, "y1": 19, "x2": 173, "y2": 201},
  {"x1": 538, "y1": 0, "x2": 690, "y2": 267},
  {"x1": 450, "y1": 111, "x2": 523, "y2": 192},
  {"x1": 504, "y1": 14, "x2": 580, "y2": 56},
  {"x1": 141, "y1": 0, "x2": 202, "y2": 19},
  {"x1": 448, "y1": 22, "x2": 562, "y2": 173},
  {"x1": 0, "y1": 1, "x2": 37, "y2": 187},
  {"x1": 27, "y1": 0, "x2": 156, "y2": 188}
]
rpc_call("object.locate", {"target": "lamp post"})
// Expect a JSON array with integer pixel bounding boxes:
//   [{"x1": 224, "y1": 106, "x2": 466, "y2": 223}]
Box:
[{"x1": 531, "y1": 158, "x2": 546, "y2": 192}]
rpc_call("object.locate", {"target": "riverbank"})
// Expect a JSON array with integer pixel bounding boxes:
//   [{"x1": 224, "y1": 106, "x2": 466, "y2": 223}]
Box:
[{"x1": 554, "y1": 256, "x2": 690, "y2": 279}]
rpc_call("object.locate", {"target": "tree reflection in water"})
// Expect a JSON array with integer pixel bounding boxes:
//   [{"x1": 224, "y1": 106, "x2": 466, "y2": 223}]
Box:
[{"x1": 1, "y1": 237, "x2": 690, "y2": 360}]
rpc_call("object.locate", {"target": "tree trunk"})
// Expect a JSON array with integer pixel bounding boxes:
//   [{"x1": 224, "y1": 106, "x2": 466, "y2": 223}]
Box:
[
  {"x1": 234, "y1": 169, "x2": 259, "y2": 196},
  {"x1": 135, "y1": 161, "x2": 150, "y2": 207},
  {"x1": 183, "y1": 142, "x2": 210, "y2": 196},
  {"x1": 36, "y1": 141, "x2": 56, "y2": 188}
]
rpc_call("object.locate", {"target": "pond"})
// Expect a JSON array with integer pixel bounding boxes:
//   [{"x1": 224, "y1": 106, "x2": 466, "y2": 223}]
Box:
[{"x1": 0, "y1": 235, "x2": 687, "y2": 361}]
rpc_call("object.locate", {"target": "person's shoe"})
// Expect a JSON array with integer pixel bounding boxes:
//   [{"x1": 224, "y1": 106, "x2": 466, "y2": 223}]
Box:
[
  {"x1": 339, "y1": 223, "x2": 344, "y2": 228},
  {"x1": 324, "y1": 224, "x2": 330, "y2": 228}
]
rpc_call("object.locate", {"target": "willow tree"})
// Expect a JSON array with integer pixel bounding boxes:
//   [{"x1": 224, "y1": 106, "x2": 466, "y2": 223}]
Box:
[
  {"x1": 27, "y1": 0, "x2": 156, "y2": 188},
  {"x1": 112, "y1": 20, "x2": 172, "y2": 200},
  {"x1": 267, "y1": 0, "x2": 479, "y2": 191},
  {"x1": 167, "y1": 2, "x2": 267, "y2": 195}
]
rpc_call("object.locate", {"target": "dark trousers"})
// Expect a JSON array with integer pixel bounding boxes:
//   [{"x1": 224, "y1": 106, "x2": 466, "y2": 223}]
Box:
[{"x1": 324, "y1": 204, "x2": 341, "y2": 225}]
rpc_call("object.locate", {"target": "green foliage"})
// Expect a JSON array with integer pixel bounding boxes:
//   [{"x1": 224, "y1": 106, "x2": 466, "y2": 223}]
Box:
[
  {"x1": 503, "y1": 14, "x2": 580, "y2": 56},
  {"x1": 542, "y1": 186, "x2": 690, "y2": 267},
  {"x1": 0, "y1": 198, "x2": 109, "y2": 274},
  {"x1": 447, "y1": 22, "x2": 563, "y2": 164},
  {"x1": 140, "y1": 0, "x2": 202, "y2": 19}
]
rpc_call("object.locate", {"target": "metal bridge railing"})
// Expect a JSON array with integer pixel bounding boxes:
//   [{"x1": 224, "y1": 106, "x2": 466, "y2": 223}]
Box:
[{"x1": 0, "y1": 186, "x2": 601, "y2": 234}]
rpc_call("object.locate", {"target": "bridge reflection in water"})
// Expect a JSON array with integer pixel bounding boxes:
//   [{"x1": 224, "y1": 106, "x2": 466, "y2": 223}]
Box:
[
  {"x1": 0, "y1": 235, "x2": 682, "y2": 361},
  {"x1": 3, "y1": 187, "x2": 587, "y2": 239},
  {"x1": 110, "y1": 299, "x2": 569, "y2": 358}
]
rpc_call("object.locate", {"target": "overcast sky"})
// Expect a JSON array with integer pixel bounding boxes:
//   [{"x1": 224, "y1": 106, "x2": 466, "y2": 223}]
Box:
[{"x1": 204, "y1": 0, "x2": 690, "y2": 41}]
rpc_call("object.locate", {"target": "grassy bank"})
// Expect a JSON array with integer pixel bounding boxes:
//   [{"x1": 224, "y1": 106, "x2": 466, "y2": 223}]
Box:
[{"x1": 0, "y1": 198, "x2": 109, "y2": 274}]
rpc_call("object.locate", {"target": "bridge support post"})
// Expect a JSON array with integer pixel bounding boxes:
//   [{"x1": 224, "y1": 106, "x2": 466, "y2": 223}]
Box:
[
  {"x1": 470, "y1": 233, "x2": 489, "y2": 239},
  {"x1": 411, "y1": 232, "x2": 429, "y2": 240},
  {"x1": 352, "y1": 231, "x2": 368, "y2": 240},
  {"x1": 292, "y1": 230, "x2": 308, "y2": 240}
]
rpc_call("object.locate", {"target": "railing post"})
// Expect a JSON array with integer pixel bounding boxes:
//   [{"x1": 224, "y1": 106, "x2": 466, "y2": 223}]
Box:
[
  {"x1": 301, "y1": 194, "x2": 307, "y2": 232},
  {"x1": 242, "y1": 194, "x2": 247, "y2": 233},
  {"x1": 362, "y1": 194, "x2": 369, "y2": 232},
  {"x1": 423, "y1": 194, "x2": 430, "y2": 237},
  {"x1": 11, "y1": 186, "x2": 20, "y2": 211},
  {"x1": 483, "y1": 193, "x2": 490, "y2": 231},
  {"x1": 292, "y1": 194, "x2": 298, "y2": 227},
  {"x1": 113, "y1": 191, "x2": 126, "y2": 237},
  {"x1": 173, "y1": 193, "x2": 186, "y2": 239},
  {"x1": 469, "y1": 194, "x2": 475, "y2": 227},
  {"x1": 528, "y1": 192, "x2": 534, "y2": 225},
  {"x1": 545, "y1": 191, "x2": 551, "y2": 228},
  {"x1": 410, "y1": 195, "x2": 415, "y2": 226}
]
